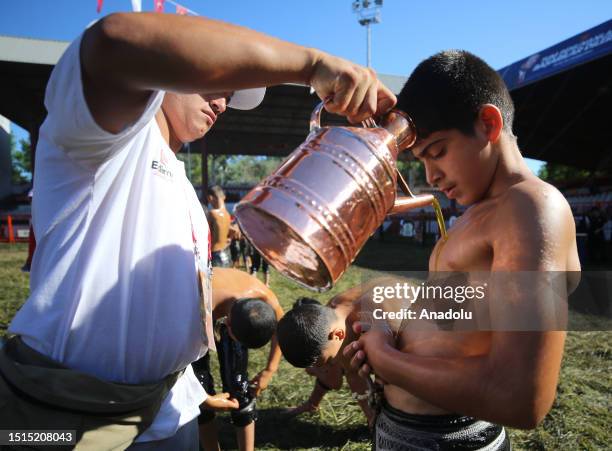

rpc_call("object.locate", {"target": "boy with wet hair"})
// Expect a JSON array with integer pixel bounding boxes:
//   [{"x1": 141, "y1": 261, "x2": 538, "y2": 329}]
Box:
[
  {"x1": 278, "y1": 285, "x2": 406, "y2": 428},
  {"x1": 277, "y1": 297, "x2": 338, "y2": 368},
  {"x1": 344, "y1": 50, "x2": 580, "y2": 450},
  {"x1": 194, "y1": 268, "x2": 284, "y2": 451}
]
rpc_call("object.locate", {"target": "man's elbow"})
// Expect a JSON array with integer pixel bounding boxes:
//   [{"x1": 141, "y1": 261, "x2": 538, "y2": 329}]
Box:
[
  {"x1": 507, "y1": 393, "x2": 554, "y2": 429},
  {"x1": 83, "y1": 13, "x2": 136, "y2": 74}
]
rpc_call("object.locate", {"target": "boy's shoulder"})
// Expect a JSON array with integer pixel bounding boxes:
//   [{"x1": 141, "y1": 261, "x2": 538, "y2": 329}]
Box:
[{"x1": 497, "y1": 176, "x2": 572, "y2": 223}]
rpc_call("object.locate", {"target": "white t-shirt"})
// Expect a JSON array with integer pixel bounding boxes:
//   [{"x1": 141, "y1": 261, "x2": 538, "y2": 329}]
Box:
[{"x1": 9, "y1": 34, "x2": 209, "y2": 442}]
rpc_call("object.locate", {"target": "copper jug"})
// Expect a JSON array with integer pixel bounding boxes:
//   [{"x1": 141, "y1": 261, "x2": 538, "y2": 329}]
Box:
[{"x1": 234, "y1": 102, "x2": 434, "y2": 291}]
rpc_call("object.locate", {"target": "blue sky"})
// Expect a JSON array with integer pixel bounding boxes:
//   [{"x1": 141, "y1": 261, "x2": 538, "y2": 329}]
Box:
[{"x1": 2, "y1": 0, "x2": 612, "y2": 174}]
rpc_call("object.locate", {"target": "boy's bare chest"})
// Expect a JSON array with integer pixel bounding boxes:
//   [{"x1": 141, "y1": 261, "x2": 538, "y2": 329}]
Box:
[{"x1": 430, "y1": 208, "x2": 496, "y2": 272}]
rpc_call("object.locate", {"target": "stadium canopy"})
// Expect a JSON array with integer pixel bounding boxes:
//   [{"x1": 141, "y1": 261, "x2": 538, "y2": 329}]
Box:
[
  {"x1": 498, "y1": 19, "x2": 612, "y2": 170},
  {"x1": 1, "y1": 19, "x2": 610, "y2": 169}
]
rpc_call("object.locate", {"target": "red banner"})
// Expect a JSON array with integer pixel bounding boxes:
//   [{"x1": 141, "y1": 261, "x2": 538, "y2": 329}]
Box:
[
  {"x1": 154, "y1": 0, "x2": 165, "y2": 13},
  {"x1": 176, "y1": 5, "x2": 188, "y2": 15},
  {"x1": 97, "y1": 0, "x2": 104, "y2": 13}
]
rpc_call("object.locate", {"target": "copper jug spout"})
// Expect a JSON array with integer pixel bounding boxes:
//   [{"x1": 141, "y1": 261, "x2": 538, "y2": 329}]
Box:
[{"x1": 389, "y1": 194, "x2": 436, "y2": 215}]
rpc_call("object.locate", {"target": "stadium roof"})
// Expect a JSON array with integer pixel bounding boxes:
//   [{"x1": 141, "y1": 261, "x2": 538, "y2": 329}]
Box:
[
  {"x1": 498, "y1": 19, "x2": 612, "y2": 170},
  {"x1": 1, "y1": 21, "x2": 611, "y2": 169}
]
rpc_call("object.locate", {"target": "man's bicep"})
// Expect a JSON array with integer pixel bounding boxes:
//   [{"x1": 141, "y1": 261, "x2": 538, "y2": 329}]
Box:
[{"x1": 81, "y1": 23, "x2": 155, "y2": 134}]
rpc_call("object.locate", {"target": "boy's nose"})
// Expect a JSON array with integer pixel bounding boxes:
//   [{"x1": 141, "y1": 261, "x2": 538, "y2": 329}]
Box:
[{"x1": 424, "y1": 162, "x2": 443, "y2": 187}]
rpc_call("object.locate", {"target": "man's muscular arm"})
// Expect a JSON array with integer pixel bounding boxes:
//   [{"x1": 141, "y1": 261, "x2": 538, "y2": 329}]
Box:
[
  {"x1": 81, "y1": 13, "x2": 395, "y2": 133},
  {"x1": 346, "y1": 185, "x2": 577, "y2": 429}
]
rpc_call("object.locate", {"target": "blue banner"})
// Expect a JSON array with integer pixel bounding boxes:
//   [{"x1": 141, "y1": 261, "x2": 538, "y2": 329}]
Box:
[{"x1": 499, "y1": 19, "x2": 612, "y2": 91}]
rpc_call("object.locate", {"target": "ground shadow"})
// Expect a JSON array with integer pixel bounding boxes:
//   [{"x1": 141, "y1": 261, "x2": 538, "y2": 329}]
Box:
[
  {"x1": 215, "y1": 408, "x2": 371, "y2": 449},
  {"x1": 354, "y1": 236, "x2": 433, "y2": 271}
]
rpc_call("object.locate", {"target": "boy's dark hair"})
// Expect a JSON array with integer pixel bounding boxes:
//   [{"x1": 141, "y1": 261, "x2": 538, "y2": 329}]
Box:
[
  {"x1": 293, "y1": 297, "x2": 321, "y2": 308},
  {"x1": 397, "y1": 50, "x2": 515, "y2": 139},
  {"x1": 277, "y1": 299, "x2": 337, "y2": 368},
  {"x1": 230, "y1": 298, "x2": 277, "y2": 349}
]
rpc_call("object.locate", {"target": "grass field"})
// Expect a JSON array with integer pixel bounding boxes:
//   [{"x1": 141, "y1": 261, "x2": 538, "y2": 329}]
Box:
[{"x1": 1, "y1": 241, "x2": 610, "y2": 450}]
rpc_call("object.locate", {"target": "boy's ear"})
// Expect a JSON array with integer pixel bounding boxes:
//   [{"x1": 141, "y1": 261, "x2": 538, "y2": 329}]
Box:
[
  {"x1": 477, "y1": 104, "x2": 503, "y2": 143},
  {"x1": 328, "y1": 328, "x2": 346, "y2": 341}
]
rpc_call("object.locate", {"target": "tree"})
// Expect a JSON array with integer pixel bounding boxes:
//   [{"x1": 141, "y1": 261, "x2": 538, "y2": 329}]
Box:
[
  {"x1": 537, "y1": 162, "x2": 608, "y2": 185},
  {"x1": 397, "y1": 159, "x2": 426, "y2": 190},
  {"x1": 10, "y1": 134, "x2": 32, "y2": 184},
  {"x1": 176, "y1": 149, "x2": 202, "y2": 186},
  {"x1": 208, "y1": 155, "x2": 282, "y2": 186}
]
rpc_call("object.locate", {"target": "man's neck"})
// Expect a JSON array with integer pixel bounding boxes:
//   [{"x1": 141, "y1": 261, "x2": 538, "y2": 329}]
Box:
[
  {"x1": 155, "y1": 110, "x2": 183, "y2": 153},
  {"x1": 483, "y1": 133, "x2": 534, "y2": 200}
]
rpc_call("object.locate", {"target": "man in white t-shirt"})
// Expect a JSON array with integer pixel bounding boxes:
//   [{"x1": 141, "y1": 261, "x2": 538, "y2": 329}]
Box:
[{"x1": 2, "y1": 12, "x2": 396, "y2": 450}]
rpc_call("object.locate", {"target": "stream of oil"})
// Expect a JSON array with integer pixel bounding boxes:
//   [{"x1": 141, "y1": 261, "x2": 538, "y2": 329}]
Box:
[{"x1": 431, "y1": 197, "x2": 448, "y2": 271}]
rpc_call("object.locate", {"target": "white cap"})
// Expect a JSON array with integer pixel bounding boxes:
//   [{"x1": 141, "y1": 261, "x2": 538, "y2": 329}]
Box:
[{"x1": 227, "y1": 87, "x2": 266, "y2": 110}]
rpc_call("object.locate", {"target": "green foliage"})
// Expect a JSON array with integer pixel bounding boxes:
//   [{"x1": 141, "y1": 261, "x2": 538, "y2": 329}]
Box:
[
  {"x1": 177, "y1": 150, "x2": 203, "y2": 186},
  {"x1": 176, "y1": 153, "x2": 284, "y2": 187},
  {"x1": 537, "y1": 162, "x2": 608, "y2": 184},
  {"x1": 208, "y1": 155, "x2": 282, "y2": 187},
  {"x1": 10, "y1": 135, "x2": 32, "y2": 184},
  {"x1": 397, "y1": 159, "x2": 426, "y2": 187}
]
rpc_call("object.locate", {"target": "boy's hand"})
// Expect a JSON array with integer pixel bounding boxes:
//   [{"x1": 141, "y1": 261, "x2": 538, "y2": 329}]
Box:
[
  {"x1": 282, "y1": 401, "x2": 319, "y2": 418},
  {"x1": 201, "y1": 393, "x2": 240, "y2": 411},
  {"x1": 344, "y1": 321, "x2": 394, "y2": 382},
  {"x1": 249, "y1": 368, "x2": 274, "y2": 397}
]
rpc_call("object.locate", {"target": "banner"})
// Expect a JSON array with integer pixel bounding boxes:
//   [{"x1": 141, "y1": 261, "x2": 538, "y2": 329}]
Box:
[
  {"x1": 154, "y1": 0, "x2": 165, "y2": 13},
  {"x1": 96, "y1": 0, "x2": 103, "y2": 13},
  {"x1": 499, "y1": 19, "x2": 612, "y2": 91},
  {"x1": 131, "y1": 0, "x2": 142, "y2": 12}
]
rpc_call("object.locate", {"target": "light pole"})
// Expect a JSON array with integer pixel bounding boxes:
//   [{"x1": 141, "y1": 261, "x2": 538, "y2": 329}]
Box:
[{"x1": 352, "y1": 0, "x2": 383, "y2": 68}]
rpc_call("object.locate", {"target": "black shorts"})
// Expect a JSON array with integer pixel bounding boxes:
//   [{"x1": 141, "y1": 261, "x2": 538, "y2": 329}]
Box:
[
  {"x1": 229, "y1": 240, "x2": 241, "y2": 263},
  {"x1": 211, "y1": 247, "x2": 232, "y2": 268},
  {"x1": 249, "y1": 250, "x2": 269, "y2": 274},
  {"x1": 192, "y1": 322, "x2": 256, "y2": 427},
  {"x1": 375, "y1": 400, "x2": 510, "y2": 450}
]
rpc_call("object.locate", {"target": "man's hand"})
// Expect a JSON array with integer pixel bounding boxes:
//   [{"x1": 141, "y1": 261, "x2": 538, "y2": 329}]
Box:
[
  {"x1": 309, "y1": 54, "x2": 396, "y2": 124},
  {"x1": 249, "y1": 368, "x2": 275, "y2": 397},
  {"x1": 201, "y1": 393, "x2": 240, "y2": 411}
]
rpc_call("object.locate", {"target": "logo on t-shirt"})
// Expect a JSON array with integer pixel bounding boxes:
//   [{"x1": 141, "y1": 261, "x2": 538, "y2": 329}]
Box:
[{"x1": 151, "y1": 149, "x2": 174, "y2": 180}]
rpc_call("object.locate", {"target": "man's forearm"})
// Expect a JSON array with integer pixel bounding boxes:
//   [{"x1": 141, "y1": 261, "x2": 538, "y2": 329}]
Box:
[{"x1": 84, "y1": 13, "x2": 318, "y2": 94}]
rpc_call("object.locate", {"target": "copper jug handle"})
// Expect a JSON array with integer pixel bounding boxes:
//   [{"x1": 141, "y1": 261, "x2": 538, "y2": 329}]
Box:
[
  {"x1": 310, "y1": 102, "x2": 417, "y2": 151},
  {"x1": 309, "y1": 101, "x2": 327, "y2": 133},
  {"x1": 309, "y1": 101, "x2": 383, "y2": 132}
]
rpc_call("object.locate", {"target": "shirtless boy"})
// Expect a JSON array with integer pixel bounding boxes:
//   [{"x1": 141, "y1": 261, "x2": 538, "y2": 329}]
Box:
[
  {"x1": 208, "y1": 185, "x2": 233, "y2": 267},
  {"x1": 194, "y1": 268, "x2": 284, "y2": 451},
  {"x1": 343, "y1": 50, "x2": 580, "y2": 450},
  {"x1": 278, "y1": 281, "x2": 406, "y2": 428}
]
